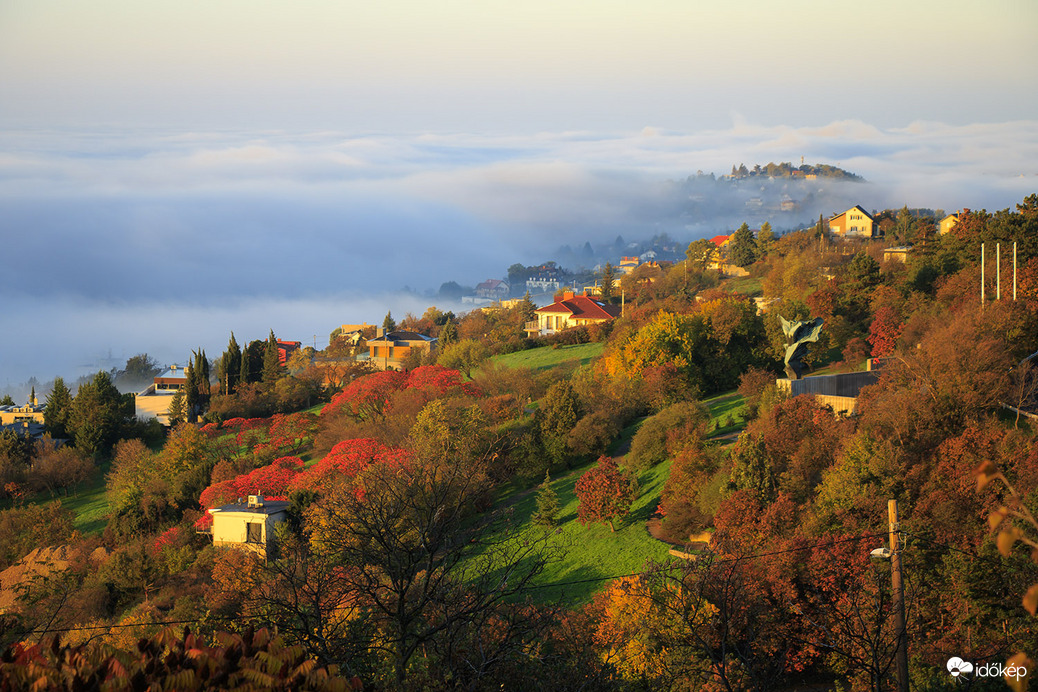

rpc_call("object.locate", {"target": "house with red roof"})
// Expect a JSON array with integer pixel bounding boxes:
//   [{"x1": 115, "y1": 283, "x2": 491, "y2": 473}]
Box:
[{"x1": 524, "y1": 291, "x2": 622, "y2": 337}]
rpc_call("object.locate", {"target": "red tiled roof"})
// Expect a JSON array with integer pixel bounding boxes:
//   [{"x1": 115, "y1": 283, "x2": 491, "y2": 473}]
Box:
[
  {"x1": 710, "y1": 235, "x2": 730, "y2": 247},
  {"x1": 536, "y1": 295, "x2": 621, "y2": 320}
]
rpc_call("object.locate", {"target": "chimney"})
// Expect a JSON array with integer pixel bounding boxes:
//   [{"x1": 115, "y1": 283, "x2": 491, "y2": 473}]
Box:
[
  {"x1": 376, "y1": 327, "x2": 384, "y2": 338},
  {"x1": 563, "y1": 290, "x2": 575, "y2": 301}
]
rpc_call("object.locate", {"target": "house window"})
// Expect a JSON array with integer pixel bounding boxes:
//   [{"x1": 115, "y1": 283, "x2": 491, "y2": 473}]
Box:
[{"x1": 246, "y1": 523, "x2": 263, "y2": 543}]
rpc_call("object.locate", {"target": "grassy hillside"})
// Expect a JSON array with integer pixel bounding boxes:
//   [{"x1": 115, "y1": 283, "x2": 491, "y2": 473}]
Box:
[
  {"x1": 484, "y1": 342, "x2": 604, "y2": 374},
  {"x1": 486, "y1": 452, "x2": 674, "y2": 605}
]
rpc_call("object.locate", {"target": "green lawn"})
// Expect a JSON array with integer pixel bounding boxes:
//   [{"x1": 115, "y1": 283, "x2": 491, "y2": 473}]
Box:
[
  {"x1": 704, "y1": 391, "x2": 747, "y2": 439},
  {"x1": 483, "y1": 454, "x2": 675, "y2": 606},
  {"x1": 722, "y1": 276, "x2": 762, "y2": 295},
  {"x1": 0, "y1": 463, "x2": 113, "y2": 536},
  {"x1": 62, "y1": 466, "x2": 111, "y2": 535},
  {"x1": 483, "y1": 342, "x2": 604, "y2": 375}
]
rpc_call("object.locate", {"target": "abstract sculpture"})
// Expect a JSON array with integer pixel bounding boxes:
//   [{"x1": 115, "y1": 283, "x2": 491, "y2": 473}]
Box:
[{"x1": 781, "y1": 316, "x2": 824, "y2": 380}]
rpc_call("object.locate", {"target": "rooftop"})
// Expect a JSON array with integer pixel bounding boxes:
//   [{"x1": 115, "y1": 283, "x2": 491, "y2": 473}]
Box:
[{"x1": 209, "y1": 500, "x2": 290, "y2": 515}]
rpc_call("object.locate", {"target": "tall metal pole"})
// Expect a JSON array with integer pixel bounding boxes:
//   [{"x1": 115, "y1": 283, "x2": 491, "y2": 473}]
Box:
[
  {"x1": 981, "y1": 243, "x2": 985, "y2": 306},
  {"x1": 888, "y1": 499, "x2": 910, "y2": 692},
  {"x1": 1015, "y1": 242, "x2": 1018, "y2": 301}
]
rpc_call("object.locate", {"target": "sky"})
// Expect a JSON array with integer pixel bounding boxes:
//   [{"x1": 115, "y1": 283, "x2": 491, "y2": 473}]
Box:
[{"x1": 0, "y1": 1, "x2": 1036, "y2": 389}]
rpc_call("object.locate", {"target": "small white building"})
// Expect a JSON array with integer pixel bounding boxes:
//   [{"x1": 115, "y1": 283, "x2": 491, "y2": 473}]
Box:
[
  {"x1": 134, "y1": 365, "x2": 189, "y2": 426},
  {"x1": 208, "y1": 495, "x2": 290, "y2": 558}
]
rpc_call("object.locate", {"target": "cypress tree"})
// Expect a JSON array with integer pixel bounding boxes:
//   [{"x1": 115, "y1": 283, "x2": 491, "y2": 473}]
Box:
[
  {"x1": 184, "y1": 356, "x2": 199, "y2": 423},
  {"x1": 263, "y1": 330, "x2": 281, "y2": 384},
  {"x1": 221, "y1": 333, "x2": 241, "y2": 395},
  {"x1": 601, "y1": 262, "x2": 615, "y2": 302},
  {"x1": 239, "y1": 345, "x2": 251, "y2": 387}
]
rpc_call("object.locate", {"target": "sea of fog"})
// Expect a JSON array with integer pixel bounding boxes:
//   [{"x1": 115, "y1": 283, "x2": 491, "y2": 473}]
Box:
[{"x1": 1, "y1": 120, "x2": 1036, "y2": 392}]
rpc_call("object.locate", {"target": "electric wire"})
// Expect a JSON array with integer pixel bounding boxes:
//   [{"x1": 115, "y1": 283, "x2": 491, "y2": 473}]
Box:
[{"x1": 8, "y1": 532, "x2": 889, "y2": 636}]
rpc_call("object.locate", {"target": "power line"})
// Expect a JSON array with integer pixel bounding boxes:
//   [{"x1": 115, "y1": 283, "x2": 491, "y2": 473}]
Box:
[
  {"x1": 526, "y1": 532, "x2": 888, "y2": 590},
  {"x1": 7, "y1": 532, "x2": 889, "y2": 636}
]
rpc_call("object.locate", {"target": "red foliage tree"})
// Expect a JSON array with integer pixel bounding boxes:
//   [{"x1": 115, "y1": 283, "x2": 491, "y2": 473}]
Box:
[
  {"x1": 867, "y1": 304, "x2": 903, "y2": 357},
  {"x1": 290, "y1": 439, "x2": 410, "y2": 494},
  {"x1": 574, "y1": 456, "x2": 638, "y2": 532}
]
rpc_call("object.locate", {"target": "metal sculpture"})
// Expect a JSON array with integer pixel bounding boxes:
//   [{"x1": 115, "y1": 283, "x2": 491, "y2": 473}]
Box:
[{"x1": 781, "y1": 316, "x2": 824, "y2": 380}]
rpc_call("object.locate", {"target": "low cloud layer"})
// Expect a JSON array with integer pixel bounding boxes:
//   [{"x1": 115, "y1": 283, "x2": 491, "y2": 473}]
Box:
[{"x1": 1, "y1": 120, "x2": 1036, "y2": 386}]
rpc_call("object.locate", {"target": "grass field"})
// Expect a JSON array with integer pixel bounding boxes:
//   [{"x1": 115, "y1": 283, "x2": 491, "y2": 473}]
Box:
[
  {"x1": 704, "y1": 391, "x2": 747, "y2": 439},
  {"x1": 62, "y1": 465, "x2": 111, "y2": 535},
  {"x1": 0, "y1": 462, "x2": 113, "y2": 536},
  {"x1": 484, "y1": 342, "x2": 604, "y2": 375},
  {"x1": 487, "y1": 455, "x2": 675, "y2": 605}
]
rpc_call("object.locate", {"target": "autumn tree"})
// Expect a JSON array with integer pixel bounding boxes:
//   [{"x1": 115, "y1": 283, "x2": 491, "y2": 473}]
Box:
[
  {"x1": 575, "y1": 456, "x2": 638, "y2": 532},
  {"x1": 308, "y1": 401, "x2": 557, "y2": 688},
  {"x1": 686, "y1": 239, "x2": 716, "y2": 272},
  {"x1": 437, "y1": 338, "x2": 490, "y2": 377}
]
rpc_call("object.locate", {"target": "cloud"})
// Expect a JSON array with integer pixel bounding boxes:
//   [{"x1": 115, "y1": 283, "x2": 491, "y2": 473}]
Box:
[{"x1": 0, "y1": 119, "x2": 1035, "y2": 383}]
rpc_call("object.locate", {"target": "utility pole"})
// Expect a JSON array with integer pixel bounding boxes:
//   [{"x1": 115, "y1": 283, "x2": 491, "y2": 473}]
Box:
[{"x1": 888, "y1": 499, "x2": 910, "y2": 692}]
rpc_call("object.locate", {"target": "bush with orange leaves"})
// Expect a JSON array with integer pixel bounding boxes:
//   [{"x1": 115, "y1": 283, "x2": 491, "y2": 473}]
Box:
[{"x1": 0, "y1": 626, "x2": 360, "y2": 691}]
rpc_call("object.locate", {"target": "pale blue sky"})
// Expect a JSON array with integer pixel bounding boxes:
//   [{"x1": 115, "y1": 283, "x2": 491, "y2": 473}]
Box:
[
  {"x1": 1, "y1": 0, "x2": 1035, "y2": 131},
  {"x1": 1, "y1": 1, "x2": 1036, "y2": 387}
]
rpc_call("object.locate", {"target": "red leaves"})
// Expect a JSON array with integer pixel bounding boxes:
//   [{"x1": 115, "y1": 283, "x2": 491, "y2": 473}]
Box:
[
  {"x1": 574, "y1": 456, "x2": 638, "y2": 531},
  {"x1": 867, "y1": 304, "x2": 903, "y2": 358},
  {"x1": 319, "y1": 365, "x2": 473, "y2": 420},
  {"x1": 288, "y1": 439, "x2": 410, "y2": 494},
  {"x1": 199, "y1": 456, "x2": 304, "y2": 510}
]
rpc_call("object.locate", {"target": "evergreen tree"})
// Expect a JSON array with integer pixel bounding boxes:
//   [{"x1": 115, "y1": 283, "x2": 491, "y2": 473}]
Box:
[
  {"x1": 815, "y1": 213, "x2": 826, "y2": 238},
  {"x1": 728, "y1": 223, "x2": 759, "y2": 268},
  {"x1": 238, "y1": 346, "x2": 249, "y2": 388},
  {"x1": 537, "y1": 381, "x2": 580, "y2": 467},
  {"x1": 30, "y1": 386, "x2": 36, "y2": 406},
  {"x1": 600, "y1": 262, "x2": 615, "y2": 302},
  {"x1": 219, "y1": 333, "x2": 241, "y2": 395},
  {"x1": 196, "y1": 349, "x2": 211, "y2": 410},
  {"x1": 518, "y1": 292, "x2": 537, "y2": 321},
  {"x1": 167, "y1": 388, "x2": 185, "y2": 427},
  {"x1": 184, "y1": 357, "x2": 199, "y2": 423},
  {"x1": 532, "y1": 471, "x2": 560, "y2": 528},
  {"x1": 383, "y1": 311, "x2": 397, "y2": 333},
  {"x1": 263, "y1": 330, "x2": 281, "y2": 384},
  {"x1": 43, "y1": 377, "x2": 73, "y2": 439},
  {"x1": 758, "y1": 221, "x2": 775, "y2": 257},
  {"x1": 438, "y1": 320, "x2": 457, "y2": 347},
  {"x1": 68, "y1": 371, "x2": 130, "y2": 454}
]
